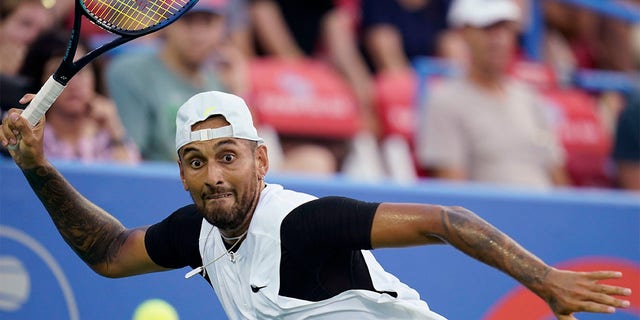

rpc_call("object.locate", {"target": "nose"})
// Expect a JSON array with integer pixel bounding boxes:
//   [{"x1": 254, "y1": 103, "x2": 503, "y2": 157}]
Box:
[{"x1": 204, "y1": 162, "x2": 224, "y2": 186}]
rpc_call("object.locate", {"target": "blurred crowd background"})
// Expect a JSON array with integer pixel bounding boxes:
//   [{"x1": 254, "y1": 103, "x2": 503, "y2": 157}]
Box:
[{"x1": 1, "y1": 0, "x2": 638, "y2": 191}]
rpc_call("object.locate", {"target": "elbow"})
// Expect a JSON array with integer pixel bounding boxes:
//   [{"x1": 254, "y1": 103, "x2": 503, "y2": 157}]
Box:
[
  {"x1": 90, "y1": 263, "x2": 127, "y2": 279},
  {"x1": 430, "y1": 205, "x2": 479, "y2": 240}
]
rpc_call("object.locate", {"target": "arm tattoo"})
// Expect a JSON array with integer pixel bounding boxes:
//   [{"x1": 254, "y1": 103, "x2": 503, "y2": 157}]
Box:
[
  {"x1": 23, "y1": 164, "x2": 127, "y2": 267},
  {"x1": 438, "y1": 206, "x2": 550, "y2": 289}
]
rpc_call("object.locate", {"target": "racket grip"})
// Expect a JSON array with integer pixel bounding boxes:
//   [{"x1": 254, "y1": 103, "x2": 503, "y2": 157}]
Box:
[{"x1": 21, "y1": 76, "x2": 66, "y2": 127}]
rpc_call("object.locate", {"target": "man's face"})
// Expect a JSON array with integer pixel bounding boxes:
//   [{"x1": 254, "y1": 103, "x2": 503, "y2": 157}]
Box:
[
  {"x1": 164, "y1": 12, "x2": 225, "y2": 67},
  {"x1": 463, "y1": 21, "x2": 518, "y2": 74},
  {"x1": 178, "y1": 116, "x2": 268, "y2": 231}
]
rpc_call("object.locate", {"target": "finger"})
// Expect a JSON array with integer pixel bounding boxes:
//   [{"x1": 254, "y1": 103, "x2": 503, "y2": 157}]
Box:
[
  {"x1": 585, "y1": 271, "x2": 623, "y2": 280},
  {"x1": 595, "y1": 283, "x2": 632, "y2": 297},
  {"x1": 577, "y1": 300, "x2": 618, "y2": 314},
  {"x1": 1, "y1": 111, "x2": 21, "y2": 146},
  {"x1": 19, "y1": 94, "x2": 36, "y2": 105},
  {"x1": 9, "y1": 109, "x2": 44, "y2": 145},
  {"x1": 8, "y1": 111, "x2": 33, "y2": 144},
  {"x1": 586, "y1": 292, "x2": 631, "y2": 310}
]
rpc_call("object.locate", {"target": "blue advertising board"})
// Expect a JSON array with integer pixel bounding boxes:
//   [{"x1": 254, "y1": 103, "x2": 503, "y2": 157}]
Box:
[{"x1": 1, "y1": 160, "x2": 638, "y2": 319}]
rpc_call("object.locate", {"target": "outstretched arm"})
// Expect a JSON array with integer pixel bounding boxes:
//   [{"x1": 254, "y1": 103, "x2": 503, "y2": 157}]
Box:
[
  {"x1": 370, "y1": 203, "x2": 631, "y2": 319},
  {"x1": 1, "y1": 102, "x2": 166, "y2": 278}
]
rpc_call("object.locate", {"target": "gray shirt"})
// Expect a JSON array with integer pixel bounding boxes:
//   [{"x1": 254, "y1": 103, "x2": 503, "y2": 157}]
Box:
[
  {"x1": 416, "y1": 78, "x2": 564, "y2": 188},
  {"x1": 106, "y1": 53, "x2": 225, "y2": 161}
]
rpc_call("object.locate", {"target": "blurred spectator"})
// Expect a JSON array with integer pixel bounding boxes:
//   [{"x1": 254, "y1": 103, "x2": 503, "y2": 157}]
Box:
[
  {"x1": 106, "y1": 0, "x2": 240, "y2": 162},
  {"x1": 248, "y1": 0, "x2": 374, "y2": 176},
  {"x1": 415, "y1": 0, "x2": 568, "y2": 189},
  {"x1": 543, "y1": 0, "x2": 638, "y2": 73},
  {"x1": 249, "y1": 0, "x2": 375, "y2": 130},
  {"x1": 359, "y1": 0, "x2": 453, "y2": 74},
  {"x1": 613, "y1": 91, "x2": 640, "y2": 191},
  {"x1": 18, "y1": 30, "x2": 140, "y2": 164},
  {"x1": 0, "y1": 0, "x2": 53, "y2": 113}
]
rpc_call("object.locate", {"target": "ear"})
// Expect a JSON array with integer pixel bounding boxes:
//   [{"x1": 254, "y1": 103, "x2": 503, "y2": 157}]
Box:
[
  {"x1": 177, "y1": 159, "x2": 189, "y2": 191},
  {"x1": 255, "y1": 144, "x2": 269, "y2": 179}
]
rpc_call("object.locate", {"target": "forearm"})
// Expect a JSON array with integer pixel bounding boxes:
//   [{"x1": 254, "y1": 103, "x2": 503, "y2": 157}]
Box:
[
  {"x1": 22, "y1": 162, "x2": 127, "y2": 269},
  {"x1": 250, "y1": 0, "x2": 303, "y2": 58},
  {"x1": 436, "y1": 206, "x2": 551, "y2": 295}
]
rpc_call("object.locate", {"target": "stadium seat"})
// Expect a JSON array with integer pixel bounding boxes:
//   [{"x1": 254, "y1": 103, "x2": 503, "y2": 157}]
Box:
[
  {"x1": 246, "y1": 58, "x2": 361, "y2": 139},
  {"x1": 374, "y1": 69, "x2": 418, "y2": 142},
  {"x1": 508, "y1": 60, "x2": 558, "y2": 90},
  {"x1": 541, "y1": 88, "x2": 613, "y2": 187}
]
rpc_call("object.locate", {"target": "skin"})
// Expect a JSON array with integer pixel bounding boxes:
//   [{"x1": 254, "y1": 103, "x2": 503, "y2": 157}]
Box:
[{"x1": 0, "y1": 96, "x2": 632, "y2": 319}]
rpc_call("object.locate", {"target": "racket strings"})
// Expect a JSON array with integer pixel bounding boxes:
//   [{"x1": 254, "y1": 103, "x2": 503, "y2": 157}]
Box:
[{"x1": 82, "y1": 0, "x2": 190, "y2": 32}]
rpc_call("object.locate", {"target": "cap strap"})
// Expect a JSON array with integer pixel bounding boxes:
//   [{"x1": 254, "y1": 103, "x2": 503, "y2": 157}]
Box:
[{"x1": 189, "y1": 126, "x2": 234, "y2": 143}]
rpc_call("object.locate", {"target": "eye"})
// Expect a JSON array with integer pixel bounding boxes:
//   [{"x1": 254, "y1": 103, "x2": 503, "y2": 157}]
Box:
[
  {"x1": 222, "y1": 154, "x2": 235, "y2": 163},
  {"x1": 189, "y1": 158, "x2": 203, "y2": 169}
]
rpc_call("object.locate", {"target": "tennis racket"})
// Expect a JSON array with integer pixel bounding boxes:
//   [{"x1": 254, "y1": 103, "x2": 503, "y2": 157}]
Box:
[{"x1": 21, "y1": 0, "x2": 199, "y2": 127}]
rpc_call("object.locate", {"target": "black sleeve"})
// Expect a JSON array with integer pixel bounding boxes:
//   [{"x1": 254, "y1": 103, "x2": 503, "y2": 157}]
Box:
[
  {"x1": 281, "y1": 196, "x2": 380, "y2": 253},
  {"x1": 279, "y1": 197, "x2": 381, "y2": 301},
  {"x1": 144, "y1": 204, "x2": 203, "y2": 269}
]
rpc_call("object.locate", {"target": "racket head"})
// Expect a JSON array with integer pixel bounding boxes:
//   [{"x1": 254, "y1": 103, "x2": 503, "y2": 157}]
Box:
[{"x1": 79, "y1": 0, "x2": 199, "y2": 36}]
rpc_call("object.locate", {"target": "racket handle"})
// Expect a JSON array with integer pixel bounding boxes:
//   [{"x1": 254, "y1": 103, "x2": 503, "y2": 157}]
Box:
[{"x1": 21, "y1": 76, "x2": 66, "y2": 127}]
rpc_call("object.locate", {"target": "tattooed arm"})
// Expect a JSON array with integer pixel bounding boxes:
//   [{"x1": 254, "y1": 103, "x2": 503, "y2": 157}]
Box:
[
  {"x1": 370, "y1": 203, "x2": 631, "y2": 320},
  {"x1": 1, "y1": 105, "x2": 166, "y2": 277}
]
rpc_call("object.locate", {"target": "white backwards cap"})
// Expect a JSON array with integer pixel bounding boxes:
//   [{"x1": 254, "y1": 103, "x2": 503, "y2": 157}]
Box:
[{"x1": 175, "y1": 91, "x2": 263, "y2": 152}]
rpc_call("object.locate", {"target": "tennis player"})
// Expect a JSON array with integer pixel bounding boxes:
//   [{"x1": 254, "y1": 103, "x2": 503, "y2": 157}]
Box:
[{"x1": 1, "y1": 91, "x2": 631, "y2": 319}]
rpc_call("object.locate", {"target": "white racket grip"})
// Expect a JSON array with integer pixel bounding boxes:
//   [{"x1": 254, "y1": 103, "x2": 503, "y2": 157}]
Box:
[{"x1": 21, "y1": 76, "x2": 66, "y2": 127}]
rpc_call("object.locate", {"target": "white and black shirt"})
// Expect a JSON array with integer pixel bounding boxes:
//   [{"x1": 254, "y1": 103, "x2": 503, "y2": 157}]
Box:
[{"x1": 145, "y1": 184, "x2": 446, "y2": 319}]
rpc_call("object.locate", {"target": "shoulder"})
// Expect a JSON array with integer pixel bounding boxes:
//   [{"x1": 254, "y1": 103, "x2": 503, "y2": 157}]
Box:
[
  {"x1": 148, "y1": 204, "x2": 202, "y2": 235},
  {"x1": 424, "y1": 78, "x2": 468, "y2": 113},
  {"x1": 280, "y1": 197, "x2": 380, "y2": 251},
  {"x1": 250, "y1": 184, "x2": 315, "y2": 233},
  {"x1": 144, "y1": 204, "x2": 203, "y2": 269}
]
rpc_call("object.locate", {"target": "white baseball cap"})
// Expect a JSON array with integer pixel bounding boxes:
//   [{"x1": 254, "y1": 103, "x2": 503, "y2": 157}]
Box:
[
  {"x1": 448, "y1": 0, "x2": 520, "y2": 28},
  {"x1": 175, "y1": 91, "x2": 263, "y2": 152}
]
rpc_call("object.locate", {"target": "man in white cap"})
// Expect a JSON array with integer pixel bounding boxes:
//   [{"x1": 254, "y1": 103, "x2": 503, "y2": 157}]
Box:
[
  {"x1": 1, "y1": 91, "x2": 631, "y2": 319},
  {"x1": 416, "y1": 0, "x2": 569, "y2": 189}
]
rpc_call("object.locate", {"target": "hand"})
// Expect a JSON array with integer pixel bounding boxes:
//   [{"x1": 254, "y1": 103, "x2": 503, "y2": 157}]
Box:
[
  {"x1": 540, "y1": 268, "x2": 631, "y2": 319},
  {"x1": 88, "y1": 95, "x2": 126, "y2": 142},
  {"x1": 0, "y1": 95, "x2": 47, "y2": 169}
]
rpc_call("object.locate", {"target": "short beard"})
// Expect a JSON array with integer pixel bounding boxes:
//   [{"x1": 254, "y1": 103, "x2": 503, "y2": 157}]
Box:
[{"x1": 196, "y1": 183, "x2": 260, "y2": 231}]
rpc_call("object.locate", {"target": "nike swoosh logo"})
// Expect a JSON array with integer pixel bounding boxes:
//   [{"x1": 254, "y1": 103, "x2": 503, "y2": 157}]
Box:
[{"x1": 251, "y1": 285, "x2": 267, "y2": 293}]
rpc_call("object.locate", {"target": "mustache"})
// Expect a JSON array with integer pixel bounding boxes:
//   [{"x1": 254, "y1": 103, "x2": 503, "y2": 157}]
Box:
[{"x1": 202, "y1": 186, "x2": 233, "y2": 198}]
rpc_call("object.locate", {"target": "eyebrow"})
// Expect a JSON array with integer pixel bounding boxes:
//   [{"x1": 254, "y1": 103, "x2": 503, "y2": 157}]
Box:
[
  {"x1": 181, "y1": 138, "x2": 240, "y2": 157},
  {"x1": 213, "y1": 139, "x2": 239, "y2": 148}
]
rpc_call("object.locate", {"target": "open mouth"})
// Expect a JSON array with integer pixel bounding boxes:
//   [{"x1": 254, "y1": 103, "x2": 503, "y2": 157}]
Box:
[{"x1": 205, "y1": 193, "x2": 233, "y2": 200}]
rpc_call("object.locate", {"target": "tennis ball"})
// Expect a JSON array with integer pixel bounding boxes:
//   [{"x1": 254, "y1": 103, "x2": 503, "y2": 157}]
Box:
[{"x1": 132, "y1": 299, "x2": 179, "y2": 320}]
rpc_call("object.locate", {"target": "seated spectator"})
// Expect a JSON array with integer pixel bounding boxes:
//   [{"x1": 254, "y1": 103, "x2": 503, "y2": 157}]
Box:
[
  {"x1": 18, "y1": 31, "x2": 140, "y2": 164},
  {"x1": 415, "y1": 0, "x2": 568, "y2": 189},
  {"x1": 613, "y1": 91, "x2": 640, "y2": 191},
  {"x1": 543, "y1": 0, "x2": 637, "y2": 73},
  {"x1": 248, "y1": 0, "x2": 375, "y2": 175},
  {"x1": 250, "y1": 0, "x2": 374, "y2": 116},
  {"x1": 106, "y1": 0, "x2": 240, "y2": 162},
  {"x1": 0, "y1": 0, "x2": 53, "y2": 114},
  {"x1": 359, "y1": 0, "x2": 453, "y2": 74}
]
